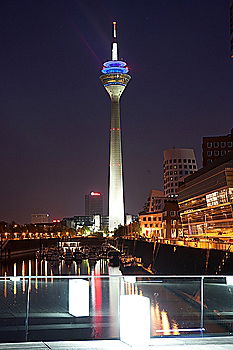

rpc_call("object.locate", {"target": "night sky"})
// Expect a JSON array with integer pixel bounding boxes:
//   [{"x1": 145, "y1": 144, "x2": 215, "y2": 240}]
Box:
[{"x1": 0, "y1": 0, "x2": 232, "y2": 223}]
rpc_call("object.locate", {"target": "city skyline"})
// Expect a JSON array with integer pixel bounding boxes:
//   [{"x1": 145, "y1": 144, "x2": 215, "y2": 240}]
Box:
[{"x1": 0, "y1": 0, "x2": 232, "y2": 223}]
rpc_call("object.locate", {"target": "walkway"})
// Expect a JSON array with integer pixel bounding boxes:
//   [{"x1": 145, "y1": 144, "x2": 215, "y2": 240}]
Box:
[{"x1": 0, "y1": 337, "x2": 233, "y2": 350}]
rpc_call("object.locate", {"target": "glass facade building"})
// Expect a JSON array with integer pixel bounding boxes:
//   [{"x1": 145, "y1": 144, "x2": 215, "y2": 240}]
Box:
[{"x1": 178, "y1": 154, "x2": 233, "y2": 236}]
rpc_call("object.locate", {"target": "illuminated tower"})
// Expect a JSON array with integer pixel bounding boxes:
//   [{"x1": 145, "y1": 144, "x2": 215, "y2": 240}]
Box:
[{"x1": 100, "y1": 22, "x2": 131, "y2": 231}]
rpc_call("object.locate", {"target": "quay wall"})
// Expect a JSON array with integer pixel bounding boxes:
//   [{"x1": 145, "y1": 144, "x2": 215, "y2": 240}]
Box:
[
  {"x1": 0, "y1": 237, "x2": 107, "y2": 260},
  {"x1": 116, "y1": 238, "x2": 233, "y2": 275}
]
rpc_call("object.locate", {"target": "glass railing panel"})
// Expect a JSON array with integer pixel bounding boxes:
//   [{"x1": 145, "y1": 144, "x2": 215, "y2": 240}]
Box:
[
  {"x1": 203, "y1": 276, "x2": 233, "y2": 336},
  {"x1": 0, "y1": 275, "x2": 232, "y2": 343},
  {"x1": 27, "y1": 276, "x2": 121, "y2": 341},
  {"x1": 121, "y1": 276, "x2": 203, "y2": 338},
  {"x1": 26, "y1": 277, "x2": 70, "y2": 341},
  {"x1": 0, "y1": 277, "x2": 28, "y2": 342}
]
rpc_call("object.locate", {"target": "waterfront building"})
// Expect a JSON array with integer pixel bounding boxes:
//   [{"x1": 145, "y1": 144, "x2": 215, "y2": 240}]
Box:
[
  {"x1": 202, "y1": 128, "x2": 233, "y2": 167},
  {"x1": 138, "y1": 212, "x2": 163, "y2": 238},
  {"x1": 138, "y1": 200, "x2": 181, "y2": 239},
  {"x1": 100, "y1": 22, "x2": 131, "y2": 232},
  {"x1": 178, "y1": 151, "x2": 233, "y2": 236},
  {"x1": 31, "y1": 213, "x2": 50, "y2": 224},
  {"x1": 162, "y1": 200, "x2": 181, "y2": 239},
  {"x1": 85, "y1": 191, "x2": 103, "y2": 216},
  {"x1": 139, "y1": 190, "x2": 181, "y2": 239},
  {"x1": 163, "y1": 148, "x2": 198, "y2": 198}
]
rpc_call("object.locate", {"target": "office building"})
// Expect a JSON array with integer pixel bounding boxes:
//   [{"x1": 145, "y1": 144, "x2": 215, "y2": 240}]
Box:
[
  {"x1": 85, "y1": 191, "x2": 103, "y2": 216},
  {"x1": 163, "y1": 148, "x2": 197, "y2": 197},
  {"x1": 202, "y1": 128, "x2": 233, "y2": 167},
  {"x1": 100, "y1": 22, "x2": 131, "y2": 231},
  {"x1": 178, "y1": 151, "x2": 233, "y2": 236}
]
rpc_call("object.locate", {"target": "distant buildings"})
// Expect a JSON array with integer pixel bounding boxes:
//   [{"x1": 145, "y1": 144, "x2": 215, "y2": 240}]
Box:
[
  {"x1": 178, "y1": 151, "x2": 233, "y2": 236},
  {"x1": 31, "y1": 214, "x2": 49, "y2": 224},
  {"x1": 85, "y1": 191, "x2": 103, "y2": 216},
  {"x1": 202, "y1": 128, "x2": 233, "y2": 167},
  {"x1": 163, "y1": 148, "x2": 197, "y2": 197},
  {"x1": 62, "y1": 215, "x2": 106, "y2": 233}
]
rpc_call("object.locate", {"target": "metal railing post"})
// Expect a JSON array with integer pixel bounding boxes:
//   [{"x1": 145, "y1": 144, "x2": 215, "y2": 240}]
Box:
[
  {"x1": 25, "y1": 277, "x2": 30, "y2": 341},
  {"x1": 200, "y1": 276, "x2": 204, "y2": 335}
]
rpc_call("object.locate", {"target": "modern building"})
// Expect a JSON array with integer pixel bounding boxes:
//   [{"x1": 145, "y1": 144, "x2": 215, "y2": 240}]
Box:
[
  {"x1": 202, "y1": 128, "x2": 233, "y2": 167},
  {"x1": 85, "y1": 191, "x2": 103, "y2": 216},
  {"x1": 100, "y1": 22, "x2": 131, "y2": 232},
  {"x1": 31, "y1": 213, "x2": 50, "y2": 224},
  {"x1": 138, "y1": 200, "x2": 180, "y2": 239},
  {"x1": 178, "y1": 151, "x2": 233, "y2": 236},
  {"x1": 163, "y1": 148, "x2": 198, "y2": 198},
  {"x1": 230, "y1": 0, "x2": 233, "y2": 58}
]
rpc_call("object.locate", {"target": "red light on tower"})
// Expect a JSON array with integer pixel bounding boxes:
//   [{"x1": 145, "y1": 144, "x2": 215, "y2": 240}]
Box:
[{"x1": 90, "y1": 192, "x2": 101, "y2": 196}]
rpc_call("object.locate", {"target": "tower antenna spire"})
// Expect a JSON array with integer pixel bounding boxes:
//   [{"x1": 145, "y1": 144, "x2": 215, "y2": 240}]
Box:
[
  {"x1": 113, "y1": 21, "x2": 117, "y2": 39},
  {"x1": 112, "y1": 21, "x2": 118, "y2": 60}
]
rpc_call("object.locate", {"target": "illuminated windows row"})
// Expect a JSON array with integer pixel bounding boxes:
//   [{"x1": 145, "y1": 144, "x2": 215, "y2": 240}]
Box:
[{"x1": 207, "y1": 141, "x2": 233, "y2": 148}]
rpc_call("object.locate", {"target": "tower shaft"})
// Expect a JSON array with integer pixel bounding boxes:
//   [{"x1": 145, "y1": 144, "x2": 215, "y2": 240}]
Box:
[{"x1": 109, "y1": 96, "x2": 124, "y2": 231}]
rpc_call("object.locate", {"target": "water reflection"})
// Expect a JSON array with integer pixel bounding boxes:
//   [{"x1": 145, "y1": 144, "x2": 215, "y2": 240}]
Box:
[{"x1": 0, "y1": 258, "x2": 202, "y2": 339}]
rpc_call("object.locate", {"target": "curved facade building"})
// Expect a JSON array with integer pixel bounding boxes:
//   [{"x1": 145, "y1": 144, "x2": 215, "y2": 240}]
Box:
[{"x1": 163, "y1": 148, "x2": 197, "y2": 198}]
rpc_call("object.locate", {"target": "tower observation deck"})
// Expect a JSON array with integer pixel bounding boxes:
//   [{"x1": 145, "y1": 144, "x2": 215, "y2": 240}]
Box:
[{"x1": 100, "y1": 22, "x2": 131, "y2": 232}]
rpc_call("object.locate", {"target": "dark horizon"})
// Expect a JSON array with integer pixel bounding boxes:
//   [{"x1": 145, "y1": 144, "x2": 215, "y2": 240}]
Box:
[{"x1": 0, "y1": 0, "x2": 232, "y2": 223}]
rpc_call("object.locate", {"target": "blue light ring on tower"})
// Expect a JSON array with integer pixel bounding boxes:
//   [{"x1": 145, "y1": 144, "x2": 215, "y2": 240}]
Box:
[
  {"x1": 104, "y1": 82, "x2": 126, "y2": 87},
  {"x1": 102, "y1": 60, "x2": 129, "y2": 74}
]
